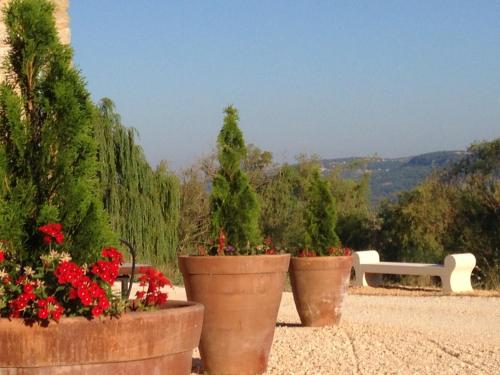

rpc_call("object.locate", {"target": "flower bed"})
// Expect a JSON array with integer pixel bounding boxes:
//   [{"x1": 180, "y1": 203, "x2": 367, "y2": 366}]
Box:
[{"x1": 0, "y1": 224, "x2": 169, "y2": 324}]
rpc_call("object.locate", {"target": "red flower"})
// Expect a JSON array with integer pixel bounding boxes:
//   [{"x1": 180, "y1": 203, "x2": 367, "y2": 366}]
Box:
[
  {"x1": 55, "y1": 261, "x2": 84, "y2": 285},
  {"x1": 91, "y1": 306, "x2": 103, "y2": 317},
  {"x1": 101, "y1": 247, "x2": 124, "y2": 265},
  {"x1": 298, "y1": 249, "x2": 317, "y2": 257},
  {"x1": 51, "y1": 305, "x2": 64, "y2": 321},
  {"x1": 77, "y1": 288, "x2": 92, "y2": 306},
  {"x1": 327, "y1": 246, "x2": 352, "y2": 256},
  {"x1": 136, "y1": 291, "x2": 145, "y2": 299},
  {"x1": 38, "y1": 223, "x2": 64, "y2": 245},
  {"x1": 91, "y1": 260, "x2": 119, "y2": 285},
  {"x1": 136, "y1": 268, "x2": 171, "y2": 307},
  {"x1": 0, "y1": 251, "x2": 4, "y2": 262},
  {"x1": 46, "y1": 296, "x2": 57, "y2": 304},
  {"x1": 98, "y1": 297, "x2": 110, "y2": 310},
  {"x1": 37, "y1": 309, "x2": 49, "y2": 319},
  {"x1": 51, "y1": 310, "x2": 62, "y2": 321},
  {"x1": 68, "y1": 288, "x2": 78, "y2": 300},
  {"x1": 35, "y1": 297, "x2": 65, "y2": 321}
]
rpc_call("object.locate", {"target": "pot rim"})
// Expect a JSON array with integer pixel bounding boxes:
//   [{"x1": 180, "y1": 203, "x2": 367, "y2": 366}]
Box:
[
  {"x1": 0, "y1": 300, "x2": 203, "y2": 324},
  {"x1": 291, "y1": 255, "x2": 352, "y2": 260},
  {"x1": 178, "y1": 254, "x2": 290, "y2": 259},
  {"x1": 178, "y1": 254, "x2": 291, "y2": 275}
]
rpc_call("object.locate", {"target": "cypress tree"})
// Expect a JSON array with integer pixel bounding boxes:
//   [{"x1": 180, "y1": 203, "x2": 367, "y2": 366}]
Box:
[
  {"x1": 0, "y1": 0, "x2": 113, "y2": 263},
  {"x1": 304, "y1": 170, "x2": 340, "y2": 255},
  {"x1": 210, "y1": 106, "x2": 261, "y2": 250}
]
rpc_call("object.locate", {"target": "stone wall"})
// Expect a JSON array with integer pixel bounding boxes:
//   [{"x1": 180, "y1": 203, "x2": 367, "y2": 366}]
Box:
[{"x1": 0, "y1": 0, "x2": 70, "y2": 81}]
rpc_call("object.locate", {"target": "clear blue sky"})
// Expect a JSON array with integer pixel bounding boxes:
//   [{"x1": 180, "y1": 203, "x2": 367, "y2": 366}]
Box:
[{"x1": 70, "y1": 0, "x2": 500, "y2": 169}]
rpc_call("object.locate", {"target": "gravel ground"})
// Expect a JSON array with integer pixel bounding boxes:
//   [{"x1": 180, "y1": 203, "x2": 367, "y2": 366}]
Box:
[{"x1": 162, "y1": 285, "x2": 500, "y2": 375}]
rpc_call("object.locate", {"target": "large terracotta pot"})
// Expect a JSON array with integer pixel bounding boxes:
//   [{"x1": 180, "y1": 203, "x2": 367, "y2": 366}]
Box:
[
  {"x1": 178, "y1": 254, "x2": 290, "y2": 375},
  {"x1": 0, "y1": 300, "x2": 203, "y2": 374},
  {"x1": 289, "y1": 256, "x2": 352, "y2": 327}
]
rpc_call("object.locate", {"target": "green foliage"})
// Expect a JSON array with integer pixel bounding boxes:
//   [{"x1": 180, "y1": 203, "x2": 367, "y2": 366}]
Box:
[
  {"x1": 178, "y1": 163, "x2": 210, "y2": 253},
  {"x1": 377, "y1": 177, "x2": 454, "y2": 263},
  {"x1": 304, "y1": 170, "x2": 339, "y2": 255},
  {"x1": 210, "y1": 106, "x2": 261, "y2": 250},
  {"x1": 94, "y1": 99, "x2": 180, "y2": 265},
  {"x1": 259, "y1": 165, "x2": 306, "y2": 249},
  {"x1": 443, "y1": 139, "x2": 499, "y2": 288},
  {"x1": 328, "y1": 164, "x2": 378, "y2": 250},
  {"x1": 324, "y1": 151, "x2": 466, "y2": 205},
  {"x1": 376, "y1": 138, "x2": 499, "y2": 288},
  {"x1": 447, "y1": 139, "x2": 500, "y2": 177},
  {"x1": 242, "y1": 144, "x2": 274, "y2": 192},
  {"x1": 0, "y1": 0, "x2": 113, "y2": 263}
]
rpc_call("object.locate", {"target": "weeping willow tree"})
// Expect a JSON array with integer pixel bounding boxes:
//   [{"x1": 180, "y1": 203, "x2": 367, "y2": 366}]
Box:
[{"x1": 94, "y1": 98, "x2": 180, "y2": 265}]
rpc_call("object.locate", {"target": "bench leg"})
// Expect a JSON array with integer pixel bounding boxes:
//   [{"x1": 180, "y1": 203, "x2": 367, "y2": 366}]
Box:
[
  {"x1": 365, "y1": 272, "x2": 383, "y2": 287},
  {"x1": 117, "y1": 276, "x2": 130, "y2": 298},
  {"x1": 354, "y1": 269, "x2": 382, "y2": 287},
  {"x1": 442, "y1": 271, "x2": 473, "y2": 293},
  {"x1": 442, "y1": 253, "x2": 475, "y2": 293}
]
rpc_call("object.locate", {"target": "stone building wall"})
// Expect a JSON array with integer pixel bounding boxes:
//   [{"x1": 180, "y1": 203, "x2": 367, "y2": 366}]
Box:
[{"x1": 0, "y1": 0, "x2": 70, "y2": 81}]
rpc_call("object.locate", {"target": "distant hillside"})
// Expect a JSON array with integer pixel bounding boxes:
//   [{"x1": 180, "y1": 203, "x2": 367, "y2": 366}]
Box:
[{"x1": 322, "y1": 151, "x2": 467, "y2": 205}]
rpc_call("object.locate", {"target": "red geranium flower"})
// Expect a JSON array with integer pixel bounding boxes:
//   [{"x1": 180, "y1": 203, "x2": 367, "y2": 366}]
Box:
[
  {"x1": 91, "y1": 306, "x2": 103, "y2": 317},
  {"x1": 38, "y1": 223, "x2": 64, "y2": 245},
  {"x1": 299, "y1": 249, "x2": 317, "y2": 257},
  {"x1": 37, "y1": 309, "x2": 49, "y2": 320}
]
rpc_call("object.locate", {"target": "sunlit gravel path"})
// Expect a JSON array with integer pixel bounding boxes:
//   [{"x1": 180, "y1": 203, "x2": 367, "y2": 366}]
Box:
[{"x1": 162, "y1": 286, "x2": 500, "y2": 374}]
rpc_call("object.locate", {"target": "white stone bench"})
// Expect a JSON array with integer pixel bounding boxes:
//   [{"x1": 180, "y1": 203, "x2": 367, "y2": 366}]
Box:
[{"x1": 352, "y1": 250, "x2": 476, "y2": 293}]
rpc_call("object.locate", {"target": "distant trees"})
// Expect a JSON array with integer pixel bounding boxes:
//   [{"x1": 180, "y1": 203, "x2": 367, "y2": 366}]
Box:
[
  {"x1": 377, "y1": 177, "x2": 454, "y2": 263},
  {"x1": 258, "y1": 164, "x2": 306, "y2": 249},
  {"x1": 377, "y1": 138, "x2": 499, "y2": 288},
  {"x1": 177, "y1": 161, "x2": 211, "y2": 253},
  {"x1": 327, "y1": 162, "x2": 378, "y2": 250},
  {"x1": 443, "y1": 139, "x2": 499, "y2": 287}
]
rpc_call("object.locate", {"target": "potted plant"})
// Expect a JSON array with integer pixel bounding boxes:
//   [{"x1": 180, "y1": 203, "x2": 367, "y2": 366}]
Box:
[
  {"x1": 0, "y1": 227, "x2": 203, "y2": 373},
  {"x1": 288, "y1": 170, "x2": 352, "y2": 327},
  {"x1": 0, "y1": 1, "x2": 203, "y2": 373},
  {"x1": 179, "y1": 106, "x2": 290, "y2": 375}
]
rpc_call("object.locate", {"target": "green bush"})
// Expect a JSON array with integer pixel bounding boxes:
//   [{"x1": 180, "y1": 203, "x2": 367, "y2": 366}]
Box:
[{"x1": 0, "y1": 0, "x2": 113, "y2": 263}]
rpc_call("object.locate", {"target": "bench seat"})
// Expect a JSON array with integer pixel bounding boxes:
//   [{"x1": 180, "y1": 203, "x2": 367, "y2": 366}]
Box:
[
  {"x1": 353, "y1": 250, "x2": 476, "y2": 293},
  {"x1": 361, "y1": 262, "x2": 444, "y2": 276}
]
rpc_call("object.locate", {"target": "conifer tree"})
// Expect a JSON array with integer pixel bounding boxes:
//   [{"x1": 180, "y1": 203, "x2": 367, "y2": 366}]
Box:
[
  {"x1": 210, "y1": 106, "x2": 260, "y2": 250},
  {"x1": 0, "y1": 0, "x2": 113, "y2": 263},
  {"x1": 304, "y1": 170, "x2": 340, "y2": 255}
]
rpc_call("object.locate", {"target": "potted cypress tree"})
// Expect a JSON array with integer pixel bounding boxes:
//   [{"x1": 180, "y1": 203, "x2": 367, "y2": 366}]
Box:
[
  {"x1": 179, "y1": 106, "x2": 290, "y2": 375},
  {"x1": 288, "y1": 169, "x2": 352, "y2": 326},
  {"x1": 0, "y1": 1, "x2": 202, "y2": 373}
]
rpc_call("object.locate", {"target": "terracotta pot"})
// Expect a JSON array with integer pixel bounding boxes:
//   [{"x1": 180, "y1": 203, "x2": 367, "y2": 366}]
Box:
[
  {"x1": 289, "y1": 256, "x2": 352, "y2": 327},
  {"x1": 0, "y1": 300, "x2": 203, "y2": 374},
  {"x1": 178, "y1": 254, "x2": 290, "y2": 375}
]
